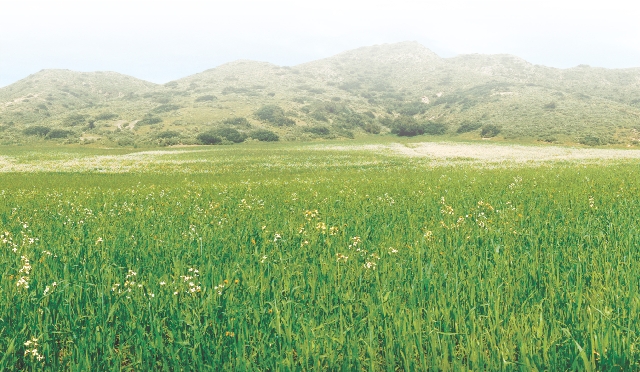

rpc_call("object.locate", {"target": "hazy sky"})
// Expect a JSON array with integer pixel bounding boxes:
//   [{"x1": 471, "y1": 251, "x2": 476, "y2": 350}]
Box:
[{"x1": 1, "y1": 0, "x2": 639, "y2": 87}]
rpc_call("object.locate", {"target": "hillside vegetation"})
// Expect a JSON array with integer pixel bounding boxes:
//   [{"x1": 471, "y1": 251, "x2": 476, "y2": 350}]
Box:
[{"x1": 1, "y1": 41, "x2": 640, "y2": 147}]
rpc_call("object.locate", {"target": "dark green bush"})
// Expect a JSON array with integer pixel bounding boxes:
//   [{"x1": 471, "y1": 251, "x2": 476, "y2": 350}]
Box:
[
  {"x1": 378, "y1": 117, "x2": 393, "y2": 128},
  {"x1": 337, "y1": 129, "x2": 355, "y2": 139},
  {"x1": 250, "y1": 129, "x2": 279, "y2": 142},
  {"x1": 95, "y1": 113, "x2": 118, "y2": 121},
  {"x1": 256, "y1": 105, "x2": 284, "y2": 121},
  {"x1": 363, "y1": 122, "x2": 381, "y2": 134},
  {"x1": 158, "y1": 138, "x2": 180, "y2": 147},
  {"x1": 64, "y1": 114, "x2": 86, "y2": 127},
  {"x1": 222, "y1": 86, "x2": 252, "y2": 95},
  {"x1": 137, "y1": 115, "x2": 163, "y2": 126},
  {"x1": 338, "y1": 81, "x2": 361, "y2": 91},
  {"x1": 153, "y1": 97, "x2": 171, "y2": 104},
  {"x1": 156, "y1": 131, "x2": 181, "y2": 139},
  {"x1": 481, "y1": 124, "x2": 501, "y2": 138},
  {"x1": 579, "y1": 135, "x2": 608, "y2": 146},
  {"x1": 321, "y1": 102, "x2": 347, "y2": 114},
  {"x1": 223, "y1": 117, "x2": 251, "y2": 128},
  {"x1": 457, "y1": 122, "x2": 482, "y2": 133},
  {"x1": 152, "y1": 104, "x2": 181, "y2": 113},
  {"x1": 390, "y1": 117, "x2": 425, "y2": 137},
  {"x1": 423, "y1": 123, "x2": 448, "y2": 135},
  {"x1": 305, "y1": 126, "x2": 330, "y2": 136},
  {"x1": 310, "y1": 111, "x2": 328, "y2": 121},
  {"x1": 197, "y1": 131, "x2": 223, "y2": 145},
  {"x1": 539, "y1": 135, "x2": 557, "y2": 143},
  {"x1": 195, "y1": 95, "x2": 217, "y2": 102},
  {"x1": 398, "y1": 101, "x2": 427, "y2": 116},
  {"x1": 212, "y1": 128, "x2": 247, "y2": 143},
  {"x1": 116, "y1": 137, "x2": 135, "y2": 147},
  {"x1": 46, "y1": 129, "x2": 73, "y2": 139},
  {"x1": 255, "y1": 105, "x2": 295, "y2": 126},
  {"x1": 334, "y1": 112, "x2": 371, "y2": 129},
  {"x1": 23, "y1": 126, "x2": 50, "y2": 136}
]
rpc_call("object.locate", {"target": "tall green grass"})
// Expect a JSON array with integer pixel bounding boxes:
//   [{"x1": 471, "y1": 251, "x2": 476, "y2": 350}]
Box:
[{"x1": 1, "y1": 157, "x2": 640, "y2": 370}]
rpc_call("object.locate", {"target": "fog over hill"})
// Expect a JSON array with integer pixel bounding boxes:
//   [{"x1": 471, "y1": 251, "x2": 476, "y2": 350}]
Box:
[{"x1": 1, "y1": 41, "x2": 639, "y2": 147}]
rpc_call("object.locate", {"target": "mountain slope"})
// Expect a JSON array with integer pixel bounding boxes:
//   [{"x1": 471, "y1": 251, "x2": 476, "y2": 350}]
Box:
[{"x1": 1, "y1": 42, "x2": 639, "y2": 147}]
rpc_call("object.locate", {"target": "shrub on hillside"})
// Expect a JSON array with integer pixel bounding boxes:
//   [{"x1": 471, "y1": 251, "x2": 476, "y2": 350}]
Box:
[
  {"x1": 481, "y1": 124, "x2": 501, "y2": 138},
  {"x1": 156, "y1": 131, "x2": 181, "y2": 139},
  {"x1": 195, "y1": 95, "x2": 217, "y2": 102},
  {"x1": 137, "y1": 115, "x2": 163, "y2": 126},
  {"x1": 538, "y1": 135, "x2": 557, "y2": 143},
  {"x1": 158, "y1": 138, "x2": 180, "y2": 147},
  {"x1": 457, "y1": 122, "x2": 482, "y2": 133},
  {"x1": 390, "y1": 117, "x2": 426, "y2": 137},
  {"x1": 152, "y1": 104, "x2": 181, "y2": 113},
  {"x1": 423, "y1": 123, "x2": 448, "y2": 135},
  {"x1": 255, "y1": 105, "x2": 295, "y2": 126},
  {"x1": 336, "y1": 129, "x2": 355, "y2": 139},
  {"x1": 46, "y1": 129, "x2": 73, "y2": 139},
  {"x1": 197, "y1": 131, "x2": 223, "y2": 145},
  {"x1": 335, "y1": 112, "x2": 370, "y2": 129},
  {"x1": 223, "y1": 117, "x2": 251, "y2": 128},
  {"x1": 250, "y1": 129, "x2": 279, "y2": 142},
  {"x1": 305, "y1": 126, "x2": 331, "y2": 136},
  {"x1": 116, "y1": 137, "x2": 136, "y2": 147},
  {"x1": 398, "y1": 101, "x2": 427, "y2": 116},
  {"x1": 363, "y1": 122, "x2": 381, "y2": 134},
  {"x1": 23, "y1": 126, "x2": 50, "y2": 136},
  {"x1": 95, "y1": 112, "x2": 118, "y2": 121},
  {"x1": 579, "y1": 135, "x2": 610, "y2": 146},
  {"x1": 310, "y1": 110, "x2": 328, "y2": 122},
  {"x1": 338, "y1": 81, "x2": 361, "y2": 91},
  {"x1": 64, "y1": 114, "x2": 86, "y2": 127},
  {"x1": 212, "y1": 128, "x2": 247, "y2": 143}
]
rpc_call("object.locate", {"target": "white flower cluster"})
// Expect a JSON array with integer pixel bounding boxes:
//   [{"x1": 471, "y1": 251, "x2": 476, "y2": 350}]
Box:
[
  {"x1": 43, "y1": 282, "x2": 57, "y2": 296},
  {"x1": 16, "y1": 256, "x2": 32, "y2": 290},
  {"x1": 24, "y1": 337, "x2": 44, "y2": 362},
  {"x1": 175, "y1": 268, "x2": 202, "y2": 295}
]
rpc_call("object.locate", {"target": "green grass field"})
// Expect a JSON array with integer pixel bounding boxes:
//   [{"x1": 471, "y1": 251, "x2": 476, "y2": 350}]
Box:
[{"x1": 1, "y1": 141, "x2": 640, "y2": 370}]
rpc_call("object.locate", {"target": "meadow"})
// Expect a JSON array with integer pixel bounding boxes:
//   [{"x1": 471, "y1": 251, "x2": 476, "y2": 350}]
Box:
[{"x1": 1, "y1": 141, "x2": 640, "y2": 370}]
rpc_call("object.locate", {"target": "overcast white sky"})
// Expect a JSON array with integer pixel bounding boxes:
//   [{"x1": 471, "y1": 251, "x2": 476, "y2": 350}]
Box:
[{"x1": 1, "y1": 0, "x2": 639, "y2": 87}]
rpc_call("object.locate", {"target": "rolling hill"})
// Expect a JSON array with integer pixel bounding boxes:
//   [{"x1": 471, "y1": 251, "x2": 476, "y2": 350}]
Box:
[{"x1": 1, "y1": 41, "x2": 639, "y2": 147}]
